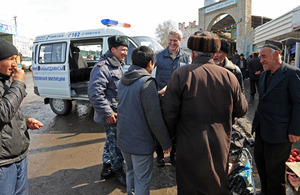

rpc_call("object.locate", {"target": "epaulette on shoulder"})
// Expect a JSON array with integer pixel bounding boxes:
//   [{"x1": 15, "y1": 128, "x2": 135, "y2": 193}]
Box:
[{"x1": 96, "y1": 60, "x2": 107, "y2": 67}]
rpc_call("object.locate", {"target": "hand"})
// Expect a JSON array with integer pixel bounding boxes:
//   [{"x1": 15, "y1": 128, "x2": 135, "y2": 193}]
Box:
[
  {"x1": 163, "y1": 146, "x2": 172, "y2": 154},
  {"x1": 289, "y1": 134, "x2": 300, "y2": 143},
  {"x1": 12, "y1": 67, "x2": 25, "y2": 82},
  {"x1": 158, "y1": 86, "x2": 167, "y2": 96},
  {"x1": 26, "y1": 118, "x2": 43, "y2": 130},
  {"x1": 106, "y1": 113, "x2": 117, "y2": 124},
  {"x1": 255, "y1": 71, "x2": 261, "y2": 75}
]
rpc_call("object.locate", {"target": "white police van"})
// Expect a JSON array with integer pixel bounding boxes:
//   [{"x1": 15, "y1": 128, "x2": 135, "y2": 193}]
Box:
[{"x1": 32, "y1": 19, "x2": 163, "y2": 115}]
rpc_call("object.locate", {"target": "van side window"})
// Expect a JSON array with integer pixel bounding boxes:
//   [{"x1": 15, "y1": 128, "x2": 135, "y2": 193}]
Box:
[
  {"x1": 39, "y1": 43, "x2": 67, "y2": 64},
  {"x1": 125, "y1": 41, "x2": 137, "y2": 65},
  {"x1": 70, "y1": 39, "x2": 103, "y2": 68}
]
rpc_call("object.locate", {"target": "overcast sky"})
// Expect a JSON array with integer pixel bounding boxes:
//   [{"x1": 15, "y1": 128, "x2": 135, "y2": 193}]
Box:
[{"x1": 1, "y1": 0, "x2": 300, "y2": 38}]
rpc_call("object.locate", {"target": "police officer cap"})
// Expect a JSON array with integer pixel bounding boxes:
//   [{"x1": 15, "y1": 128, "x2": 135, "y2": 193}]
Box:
[
  {"x1": 108, "y1": 35, "x2": 129, "y2": 50},
  {"x1": 187, "y1": 30, "x2": 221, "y2": 53},
  {"x1": 263, "y1": 40, "x2": 283, "y2": 53},
  {"x1": 0, "y1": 38, "x2": 18, "y2": 61}
]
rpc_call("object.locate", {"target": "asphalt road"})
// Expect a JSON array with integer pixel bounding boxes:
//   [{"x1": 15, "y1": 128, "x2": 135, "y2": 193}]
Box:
[{"x1": 21, "y1": 71, "x2": 261, "y2": 195}]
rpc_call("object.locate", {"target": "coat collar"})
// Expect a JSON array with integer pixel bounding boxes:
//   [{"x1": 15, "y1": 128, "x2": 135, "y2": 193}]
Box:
[
  {"x1": 104, "y1": 50, "x2": 123, "y2": 68},
  {"x1": 0, "y1": 72, "x2": 10, "y2": 81},
  {"x1": 162, "y1": 47, "x2": 183, "y2": 58},
  {"x1": 192, "y1": 56, "x2": 214, "y2": 65},
  {"x1": 260, "y1": 62, "x2": 287, "y2": 98}
]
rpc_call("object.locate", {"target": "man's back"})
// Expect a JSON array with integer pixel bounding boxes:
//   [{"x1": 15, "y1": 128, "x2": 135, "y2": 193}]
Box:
[{"x1": 162, "y1": 56, "x2": 248, "y2": 195}]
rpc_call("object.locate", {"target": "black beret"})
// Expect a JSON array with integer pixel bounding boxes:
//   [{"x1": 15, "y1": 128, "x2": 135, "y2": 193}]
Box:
[
  {"x1": 0, "y1": 38, "x2": 18, "y2": 61},
  {"x1": 220, "y1": 39, "x2": 230, "y2": 53},
  {"x1": 108, "y1": 35, "x2": 129, "y2": 50},
  {"x1": 263, "y1": 40, "x2": 283, "y2": 53},
  {"x1": 188, "y1": 31, "x2": 220, "y2": 53}
]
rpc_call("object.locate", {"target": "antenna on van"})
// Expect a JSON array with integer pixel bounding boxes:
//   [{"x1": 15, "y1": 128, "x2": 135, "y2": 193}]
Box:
[{"x1": 101, "y1": 19, "x2": 131, "y2": 28}]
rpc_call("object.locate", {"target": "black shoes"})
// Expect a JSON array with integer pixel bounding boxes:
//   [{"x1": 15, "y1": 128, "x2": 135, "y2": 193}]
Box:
[
  {"x1": 157, "y1": 157, "x2": 165, "y2": 167},
  {"x1": 101, "y1": 163, "x2": 126, "y2": 187},
  {"x1": 170, "y1": 151, "x2": 176, "y2": 166},
  {"x1": 115, "y1": 168, "x2": 126, "y2": 186},
  {"x1": 101, "y1": 163, "x2": 113, "y2": 180}
]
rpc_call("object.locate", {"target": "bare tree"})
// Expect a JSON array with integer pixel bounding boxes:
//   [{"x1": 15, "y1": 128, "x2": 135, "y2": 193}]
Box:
[{"x1": 155, "y1": 20, "x2": 176, "y2": 48}]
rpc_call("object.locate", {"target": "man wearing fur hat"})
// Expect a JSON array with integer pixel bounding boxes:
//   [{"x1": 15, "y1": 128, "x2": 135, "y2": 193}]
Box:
[
  {"x1": 0, "y1": 38, "x2": 43, "y2": 194},
  {"x1": 88, "y1": 35, "x2": 128, "y2": 186},
  {"x1": 213, "y1": 39, "x2": 244, "y2": 92},
  {"x1": 162, "y1": 31, "x2": 248, "y2": 194},
  {"x1": 252, "y1": 40, "x2": 300, "y2": 195}
]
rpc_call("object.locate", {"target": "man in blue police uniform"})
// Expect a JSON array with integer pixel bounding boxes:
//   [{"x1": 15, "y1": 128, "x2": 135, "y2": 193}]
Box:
[
  {"x1": 155, "y1": 29, "x2": 191, "y2": 166},
  {"x1": 88, "y1": 35, "x2": 128, "y2": 186}
]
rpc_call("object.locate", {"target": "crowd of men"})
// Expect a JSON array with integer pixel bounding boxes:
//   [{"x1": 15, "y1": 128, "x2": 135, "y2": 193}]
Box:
[{"x1": 1, "y1": 27, "x2": 300, "y2": 195}]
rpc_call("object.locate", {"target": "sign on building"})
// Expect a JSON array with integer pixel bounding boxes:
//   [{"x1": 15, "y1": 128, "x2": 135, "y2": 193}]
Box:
[{"x1": 0, "y1": 23, "x2": 16, "y2": 35}]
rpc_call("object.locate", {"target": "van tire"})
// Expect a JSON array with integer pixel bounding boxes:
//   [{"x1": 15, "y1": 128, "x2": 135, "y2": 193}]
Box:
[{"x1": 49, "y1": 98, "x2": 72, "y2": 115}]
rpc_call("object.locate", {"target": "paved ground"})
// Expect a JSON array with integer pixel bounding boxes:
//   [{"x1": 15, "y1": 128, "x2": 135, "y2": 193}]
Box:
[{"x1": 22, "y1": 72, "x2": 297, "y2": 194}]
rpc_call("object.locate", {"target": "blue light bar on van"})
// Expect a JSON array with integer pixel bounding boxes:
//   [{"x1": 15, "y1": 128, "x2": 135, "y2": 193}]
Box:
[{"x1": 101, "y1": 19, "x2": 131, "y2": 28}]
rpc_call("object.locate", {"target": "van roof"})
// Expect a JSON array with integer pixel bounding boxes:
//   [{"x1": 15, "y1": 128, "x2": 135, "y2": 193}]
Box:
[{"x1": 34, "y1": 27, "x2": 141, "y2": 42}]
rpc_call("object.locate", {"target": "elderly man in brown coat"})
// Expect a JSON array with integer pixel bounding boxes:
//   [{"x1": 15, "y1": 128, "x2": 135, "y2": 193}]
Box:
[{"x1": 162, "y1": 31, "x2": 248, "y2": 195}]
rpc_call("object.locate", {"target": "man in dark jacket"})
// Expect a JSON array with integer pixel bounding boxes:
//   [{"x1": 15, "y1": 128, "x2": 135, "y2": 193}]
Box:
[
  {"x1": 154, "y1": 29, "x2": 191, "y2": 166},
  {"x1": 236, "y1": 53, "x2": 247, "y2": 80},
  {"x1": 232, "y1": 50, "x2": 240, "y2": 64},
  {"x1": 0, "y1": 38, "x2": 43, "y2": 194},
  {"x1": 117, "y1": 46, "x2": 172, "y2": 195},
  {"x1": 88, "y1": 35, "x2": 128, "y2": 186},
  {"x1": 162, "y1": 31, "x2": 248, "y2": 195},
  {"x1": 213, "y1": 39, "x2": 244, "y2": 92},
  {"x1": 248, "y1": 51, "x2": 263, "y2": 99},
  {"x1": 252, "y1": 40, "x2": 300, "y2": 195}
]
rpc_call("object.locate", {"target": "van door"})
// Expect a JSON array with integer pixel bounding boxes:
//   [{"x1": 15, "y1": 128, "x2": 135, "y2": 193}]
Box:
[{"x1": 33, "y1": 40, "x2": 71, "y2": 99}]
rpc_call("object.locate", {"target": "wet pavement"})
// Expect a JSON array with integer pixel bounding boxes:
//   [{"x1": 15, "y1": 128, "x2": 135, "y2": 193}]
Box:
[{"x1": 22, "y1": 71, "x2": 261, "y2": 194}]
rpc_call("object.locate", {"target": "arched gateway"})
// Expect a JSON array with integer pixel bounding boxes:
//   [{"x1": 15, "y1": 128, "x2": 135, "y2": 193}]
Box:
[{"x1": 198, "y1": 0, "x2": 252, "y2": 54}]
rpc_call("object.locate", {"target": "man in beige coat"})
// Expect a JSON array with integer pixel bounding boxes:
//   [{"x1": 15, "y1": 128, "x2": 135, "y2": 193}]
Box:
[{"x1": 162, "y1": 31, "x2": 248, "y2": 195}]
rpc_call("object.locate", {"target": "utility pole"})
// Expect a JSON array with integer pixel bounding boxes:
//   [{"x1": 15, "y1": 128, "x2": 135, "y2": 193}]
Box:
[{"x1": 14, "y1": 16, "x2": 17, "y2": 33}]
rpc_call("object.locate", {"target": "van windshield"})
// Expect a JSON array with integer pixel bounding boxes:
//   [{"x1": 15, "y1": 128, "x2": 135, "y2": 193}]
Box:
[{"x1": 132, "y1": 36, "x2": 163, "y2": 53}]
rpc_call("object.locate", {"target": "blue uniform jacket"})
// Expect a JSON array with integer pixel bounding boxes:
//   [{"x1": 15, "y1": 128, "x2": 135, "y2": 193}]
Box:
[{"x1": 88, "y1": 51, "x2": 123, "y2": 125}]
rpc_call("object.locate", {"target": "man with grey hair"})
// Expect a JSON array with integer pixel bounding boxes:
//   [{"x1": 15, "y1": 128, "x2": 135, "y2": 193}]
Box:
[
  {"x1": 252, "y1": 40, "x2": 300, "y2": 195},
  {"x1": 154, "y1": 29, "x2": 191, "y2": 166},
  {"x1": 162, "y1": 31, "x2": 248, "y2": 194}
]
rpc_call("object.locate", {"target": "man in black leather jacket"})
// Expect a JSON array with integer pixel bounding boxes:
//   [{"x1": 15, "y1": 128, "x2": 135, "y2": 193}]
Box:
[{"x1": 0, "y1": 38, "x2": 43, "y2": 195}]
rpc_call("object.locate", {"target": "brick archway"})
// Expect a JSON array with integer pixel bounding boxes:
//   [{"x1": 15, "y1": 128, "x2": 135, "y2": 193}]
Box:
[{"x1": 198, "y1": 0, "x2": 252, "y2": 54}]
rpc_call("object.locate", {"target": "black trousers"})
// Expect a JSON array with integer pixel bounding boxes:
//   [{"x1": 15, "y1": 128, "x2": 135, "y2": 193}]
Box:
[
  {"x1": 250, "y1": 79, "x2": 259, "y2": 96},
  {"x1": 254, "y1": 128, "x2": 292, "y2": 195}
]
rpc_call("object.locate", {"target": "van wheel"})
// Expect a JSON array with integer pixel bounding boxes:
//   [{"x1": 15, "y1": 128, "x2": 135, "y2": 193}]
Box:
[{"x1": 49, "y1": 98, "x2": 72, "y2": 115}]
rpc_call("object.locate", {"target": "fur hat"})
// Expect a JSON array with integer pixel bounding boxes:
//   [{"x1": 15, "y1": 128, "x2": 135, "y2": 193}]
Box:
[
  {"x1": 220, "y1": 39, "x2": 230, "y2": 54},
  {"x1": 108, "y1": 35, "x2": 129, "y2": 50},
  {"x1": 263, "y1": 40, "x2": 283, "y2": 53},
  {"x1": 187, "y1": 31, "x2": 220, "y2": 53},
  {"x1": 0, "y1": 38, "x2": 18, "y2": 61},
  {"x1": 252, "y1": 51, "x2": 259, "y2": 57}
]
